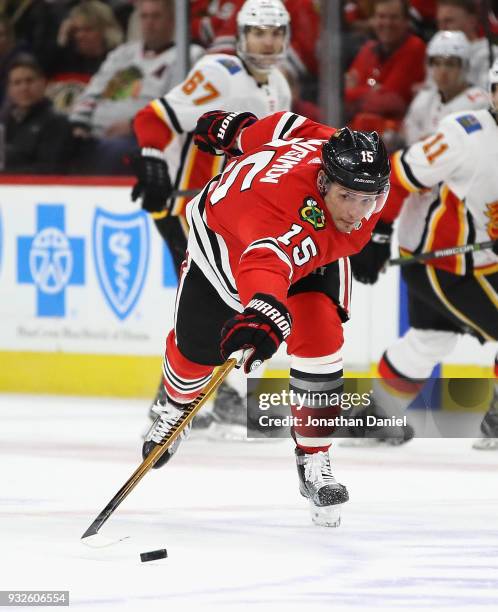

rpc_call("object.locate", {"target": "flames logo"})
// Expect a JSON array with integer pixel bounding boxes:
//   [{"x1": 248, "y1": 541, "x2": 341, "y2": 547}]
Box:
[{"x1": 485, "y1": 201, "x2": 498, "y2": 240}]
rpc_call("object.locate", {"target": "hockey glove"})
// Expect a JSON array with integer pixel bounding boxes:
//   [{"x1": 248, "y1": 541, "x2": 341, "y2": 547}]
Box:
[
  {"x1": 194, "y1": 110, "x2": 257, "y2": 156},
  {"x1": 220, "y1": 293, "x2": 292, "y2": 374},
  {"x1": 493, "y1": 240, "x2": 498, "y2": 255},
  {"x1": 131, "y1": 148, "x2": 173, "y2": 213},
  {"x1": 350, "y1": 221, "x2": 393, "y2": 284}
]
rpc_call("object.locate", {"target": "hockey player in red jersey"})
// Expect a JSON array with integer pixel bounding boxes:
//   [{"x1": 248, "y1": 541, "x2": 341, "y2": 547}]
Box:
[{"x1": 141, "y1": 109, "x2": 391, "y2": 526}]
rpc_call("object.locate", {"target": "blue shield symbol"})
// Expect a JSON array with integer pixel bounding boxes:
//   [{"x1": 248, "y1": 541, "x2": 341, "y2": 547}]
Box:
[{"x1": 93, "y1": 208, "x2": 150, "y2": 320}]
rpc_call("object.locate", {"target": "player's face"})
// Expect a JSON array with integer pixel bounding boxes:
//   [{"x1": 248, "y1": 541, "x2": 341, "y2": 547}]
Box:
[
  {"x1": 430, "y1": 56, "x2": 465, "y2": 94},
  {"x1": 7, "y1": 66, "x2": 46, "y2": 110},
  {"x1": 324, "y1": 183, "x2": 380, "y2": 233},
  {"x1": 245, "y1": 26, "x2": 286, "y2": 67}
]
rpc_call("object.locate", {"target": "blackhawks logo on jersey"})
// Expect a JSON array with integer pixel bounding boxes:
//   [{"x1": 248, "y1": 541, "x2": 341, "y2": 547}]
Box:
[
  {"x1": 485, "y1": 201, "x2": 498, "y2": 240},
  {"x1": 300, "y1": 197, "x2": 326, "y2": 230}
]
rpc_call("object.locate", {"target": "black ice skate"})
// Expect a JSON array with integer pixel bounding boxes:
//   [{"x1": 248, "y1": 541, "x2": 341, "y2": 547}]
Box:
[
  {"x1": 473, "y1": 390, "x2": 498, "y2": 450},
  {"x1": 340, "y1": 401, "x2": 415, "y2": 447},
  {"x1": 142, "y1": 401, "x2": 191, "y2": 469},
  {"x1": 295, "y1": 447, "x2": 349, "y2": 527}
]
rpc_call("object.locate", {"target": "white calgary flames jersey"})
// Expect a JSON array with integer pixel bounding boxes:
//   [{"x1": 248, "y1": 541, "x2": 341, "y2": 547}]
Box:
[
  {"x1": 398, "y1": 86, "x2": 489, "y2": 261},
  {"x1": 391, "y1": 109, "x2": 498, "y2": 274}
]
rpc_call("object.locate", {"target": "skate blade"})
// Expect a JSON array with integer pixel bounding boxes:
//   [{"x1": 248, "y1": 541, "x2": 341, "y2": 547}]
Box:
[
  {"x1": 309, "y1": 501, "x2": 343, "y2": 528},
  {"x1": 472, "y1": 438, "x2": 498, "y2": 450}
]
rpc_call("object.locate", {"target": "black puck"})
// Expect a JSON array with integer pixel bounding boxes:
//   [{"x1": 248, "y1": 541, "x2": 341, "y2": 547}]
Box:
[{"x1": 140, "y1": 549, "x2": 168, "y2": 562}]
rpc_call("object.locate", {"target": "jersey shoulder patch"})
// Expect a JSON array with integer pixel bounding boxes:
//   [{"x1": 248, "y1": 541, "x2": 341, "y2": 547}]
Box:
[
  {"x1": 216, "y1": 57, "x2": 242, "y2": 74},
  {"x1": 455, "y1": 114, "x2": 482, "y2": 134}
]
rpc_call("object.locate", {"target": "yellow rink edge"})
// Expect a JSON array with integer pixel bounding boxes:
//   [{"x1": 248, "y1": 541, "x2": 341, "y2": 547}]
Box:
[{"x1": 0, "y1": 351, "x2": 494, "y2": 399}]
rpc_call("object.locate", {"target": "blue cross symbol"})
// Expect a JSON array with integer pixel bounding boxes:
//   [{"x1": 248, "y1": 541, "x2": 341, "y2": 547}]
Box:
[{"x1": 17, "y1": 204, "x2": 85, "y2": 317}]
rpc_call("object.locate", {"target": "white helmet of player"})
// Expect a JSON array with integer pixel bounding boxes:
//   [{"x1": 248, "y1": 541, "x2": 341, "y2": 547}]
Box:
[
  {"x1": 427, "y1": 30, "x2": 470, "y2": 67},
  {"x1": 236, "y1": 0, "x2": 290, "y2": 74},
  {"x1": 489, "y1": 58, "x2": 498, "y2": 111}
]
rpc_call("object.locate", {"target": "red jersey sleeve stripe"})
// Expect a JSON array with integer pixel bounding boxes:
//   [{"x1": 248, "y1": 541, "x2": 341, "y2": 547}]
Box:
[{"x1": 241, "y1": 238, "x2": 294, "y2": 280}]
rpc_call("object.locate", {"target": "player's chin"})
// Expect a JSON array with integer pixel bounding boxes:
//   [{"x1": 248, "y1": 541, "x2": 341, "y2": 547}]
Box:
[{"x1": 335, "y1": 220, "x2": 357, "y2": 233}]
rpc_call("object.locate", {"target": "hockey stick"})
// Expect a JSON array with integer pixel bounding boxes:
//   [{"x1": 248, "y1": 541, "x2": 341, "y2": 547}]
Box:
[
  {"x1": 81, "y1": 356, "x2": 239, "y2": 542},
  {"x1": 388, "y1": 240, "x2": 497, "y2": 267}
]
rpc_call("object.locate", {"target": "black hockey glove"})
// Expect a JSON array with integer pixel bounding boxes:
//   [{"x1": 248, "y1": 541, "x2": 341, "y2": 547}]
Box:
[
  {"x1": 493, "y1": 240, "x2": 498, "y2": 255},
  {"x1": 220, "y1": 293, "x2": 292, "y2": 374},
  {"x1": 350, "y1": 221, "x2": 393, "y2": 284},
  {"x1": 131, "y1": 148, "x2": 173, "y2": 213},
  {"x1": 194, "y1": 110, "x2": 257, "y2": 156}
]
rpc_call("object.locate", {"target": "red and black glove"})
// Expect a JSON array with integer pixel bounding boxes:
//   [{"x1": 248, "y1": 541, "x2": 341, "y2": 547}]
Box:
[
  {"x1": 220, "y1": 293, "x2": 292, "y2": 374},
  {"x1": 350, "y1": 221, "x2": 393, "y2": 284},
  {"x1": 131, "y1": 147, "x2": 173, "y2": 213},
  {"x1": 194, "y1": 110, "x2": 257, "y2": 156}
]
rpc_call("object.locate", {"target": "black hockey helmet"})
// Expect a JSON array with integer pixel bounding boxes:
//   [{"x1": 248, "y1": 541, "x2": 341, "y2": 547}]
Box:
[{"x1": 321, "y1": 127, "x2": 390, "y2": 194}]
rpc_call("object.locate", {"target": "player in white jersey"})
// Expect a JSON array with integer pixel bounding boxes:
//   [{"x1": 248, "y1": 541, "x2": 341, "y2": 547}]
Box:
[
  {"x1": 396, "y1": 30, "x2": 489, "y2": 259},
  {"x1": 404, "y1": 31, "x2": 488, "y2": 145},
  {"x1": 131, "y1": 0, "x2": 291, "y2": 434},
  {"x1": 348, "y1": 58, "x2": 498, "y2": 448}
]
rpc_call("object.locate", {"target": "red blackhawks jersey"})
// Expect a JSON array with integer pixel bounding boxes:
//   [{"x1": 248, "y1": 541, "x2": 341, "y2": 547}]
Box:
[{"x1": 186, "y1": 111, "x2": 383, "y2": 311}]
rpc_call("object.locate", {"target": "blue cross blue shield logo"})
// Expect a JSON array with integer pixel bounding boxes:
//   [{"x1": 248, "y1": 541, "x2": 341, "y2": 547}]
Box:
[
  {"x1": 17, "y1": 205, "x2": 85, "y2": 316},
  {"x1": 93, "y1": 208, "x2": 150, "y2": 320}
]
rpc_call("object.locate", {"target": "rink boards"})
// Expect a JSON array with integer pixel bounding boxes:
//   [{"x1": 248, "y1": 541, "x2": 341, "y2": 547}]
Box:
[{"x1": 0, "y1": 177, "x2": 494, "y2": 396}]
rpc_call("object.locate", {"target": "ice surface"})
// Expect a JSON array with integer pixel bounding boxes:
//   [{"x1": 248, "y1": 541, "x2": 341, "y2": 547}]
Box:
[{"x1": 1, "y1": 394, "x2": 498, "y2": 612}]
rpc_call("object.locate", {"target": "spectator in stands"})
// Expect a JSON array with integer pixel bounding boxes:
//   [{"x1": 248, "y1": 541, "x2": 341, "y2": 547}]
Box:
[
  {"x1": 45, "y1": 1, "x2": 123, "y2": 115},
  {"x1": 189, "y1": 0, "x2": 243, "y2": 52},
  {"x1": 0, "y1": 14, "x2": 27, "y2": 107},
  {"x1": 345, "y1": 0, "x2": 426, "y2": 132},
  {"x1": 0, "y1": 54, "x2": 72, "y2": 174},
  {"x1": 436, "y1": 0, "x2": 498, "y2": 89},
  {"x1": 0, "y1": 0, "x2": 66, "y2": 71},
  {"x1": 69, "y1": 0, "x2": 204, "y2": 173}
]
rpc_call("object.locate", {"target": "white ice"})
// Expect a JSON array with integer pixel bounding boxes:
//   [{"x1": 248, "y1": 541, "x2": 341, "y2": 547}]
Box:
[{"x1": 1, "y1": 394, "x2": 498, "y2": 612}]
